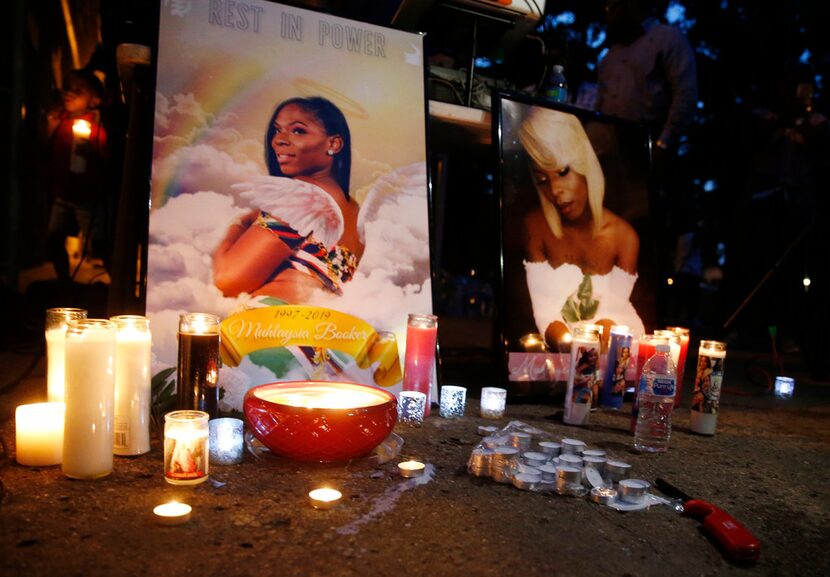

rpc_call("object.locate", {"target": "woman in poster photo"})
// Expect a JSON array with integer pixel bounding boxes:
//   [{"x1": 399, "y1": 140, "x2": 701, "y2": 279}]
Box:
[
  {"x1": 519, "y1": 107, "x2": 645, "y2": 344},
  {"x1": 213, "y1": 96, "x2": 363, "y2": 303},
  {"x1": 212, "y1": 96, "x2": 363, "y2": 379}
]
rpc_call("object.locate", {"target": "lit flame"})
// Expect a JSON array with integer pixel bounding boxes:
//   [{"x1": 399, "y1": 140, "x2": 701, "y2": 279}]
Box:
[{"x1": 72, "y1": 119, "x2": 91, "y2": 138}]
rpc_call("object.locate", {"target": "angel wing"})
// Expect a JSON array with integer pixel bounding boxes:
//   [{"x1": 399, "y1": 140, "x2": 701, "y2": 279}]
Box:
[
  {"x1": 233, "y1": 176, "x2": 344, "y2": 249},
  {"x1": 357, "y1": 162, "x2": 427, "y2": 244}
]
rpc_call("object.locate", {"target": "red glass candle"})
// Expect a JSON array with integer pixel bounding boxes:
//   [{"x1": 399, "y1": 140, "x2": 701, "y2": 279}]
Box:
[
  {"x1": 402, "y1": 314, "x2": 438, "y2": 416},
  {"x1": 667, "y1": 327, "x2": 690, "y2": 407}
]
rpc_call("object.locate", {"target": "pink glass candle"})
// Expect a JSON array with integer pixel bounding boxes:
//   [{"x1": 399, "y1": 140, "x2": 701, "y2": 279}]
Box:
[
  {"x1": 402, "y1": 314, "x2": 438, "y2": 417},
  {"x1": 667, "y1": 327, "x2": 690, "y2": 407}
]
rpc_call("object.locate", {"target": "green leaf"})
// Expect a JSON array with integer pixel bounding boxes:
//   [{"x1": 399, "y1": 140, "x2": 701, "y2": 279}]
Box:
[
  {"x1": 577, "y1": 275, "x2": 593, "y2": 302},
  {"x1": 561, "y1": 298, "x2": 581, "y2": 323}
]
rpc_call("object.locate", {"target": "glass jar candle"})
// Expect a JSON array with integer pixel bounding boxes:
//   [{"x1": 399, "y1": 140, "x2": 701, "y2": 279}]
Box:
[
  {"x1": 564, "y1": 325, "x2": 601, "y2": 425},
  {"x1": 402, "y1": 313, "x2": 438, "y2": 417},
  {"x1": 691, "y1": 340, "x2": 727, "y2": 435},
  {"x1": 480, "y1": 386, "x2": 507, "y2": 419},
  {"x1": 62, "y1": 319, "x2": 117, "y2": 480},
  {"x1": 164, "y1": 410, "x2": 209, "y2": 485},
  {"x1": 111, "y1": 315, "x2": 152, "y2": 456},
  {"x1": 177, "y1": 313, "x2": 221, "y2": 418},
  {"x1": 45, "y1": 307, "x2": 88, "y2": 403}
]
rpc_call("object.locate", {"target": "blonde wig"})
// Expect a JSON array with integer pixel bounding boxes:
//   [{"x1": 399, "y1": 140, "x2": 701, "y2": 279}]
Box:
[{"x1": 518, "y1": 107, "x2": 604, "y2": 238}]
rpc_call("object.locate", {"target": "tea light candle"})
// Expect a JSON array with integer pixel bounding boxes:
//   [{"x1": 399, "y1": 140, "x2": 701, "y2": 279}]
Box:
[
  {"x1": 509, "y1": 432, "x2": 532, "y2": 450},
  {"x1": 477, "y1": 425, "x2": 499, "y2": 436},
  {"x1": 439, "y1": 385, "x2": 467, "y2": 418},
  {"x1": 209, "y1": 417, "x2": 244, "y2": 465},
  {"x1": 480, "y1": 387, "x2": 507, "y2": 419},
  {"x1": 398, "y1": 460, "x2": 426, "y2": 478},
  {"x1": 45, "y1": 307, "x2": 87, "y2": 403},
  {"x1": 309, "y1": 488, "x2": 342, "y2": 510},
  {"x1": 513, "y1": 472, "x2": 542, "y2": 490},
  {"x1": 402, "y1": 313, "x2": 438, "y2": 417},
  {"x1": 522, "y1": 451, "x2": 548, "y2": 467},
  {"x1": 538, "y1": 441, "x2": 561, "y2": 457},
  {"x1": 15, "y1": 402, "x2": 65, "y2": 466},
  {"x1": 590, "y1": 487, "x2": 618, "y2": 505},
  {"x1": 153, "y1": 502, "x2": 192, "y2": 526},
  {"x1": 561, "y1": 438, "x2": 585, "y2": 455},
  {"x1": 618, "y1": 479, "x2": 650, "y2": 504},
  {"x1": 605, "y1": 460, "x2": 632, "y2": 482},
  {"x1": 398, "y1": 390, "x2": 427, "y2": 426}
]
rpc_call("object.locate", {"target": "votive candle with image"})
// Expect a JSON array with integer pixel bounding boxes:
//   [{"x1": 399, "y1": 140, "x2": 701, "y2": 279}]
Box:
[
  {"x1": 164, "y1": 410, "x2": 209, "y2": 485},
  {"x1": 667, "y1": 326, "x2": 691, "y2": 407},
  {"x1": 690, "y1": 340, "x2": 727, "y2": 435}
]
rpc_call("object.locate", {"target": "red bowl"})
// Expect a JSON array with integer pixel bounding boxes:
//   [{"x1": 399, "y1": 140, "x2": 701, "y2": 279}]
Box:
[{"x1": 243, "y1": 381, "x2": 398, "y2": 462}]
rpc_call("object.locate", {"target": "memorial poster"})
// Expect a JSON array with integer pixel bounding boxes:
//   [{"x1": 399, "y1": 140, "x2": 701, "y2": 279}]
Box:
[{"x1": 147, "y1": 0, "x2": 432, "y2": 413}]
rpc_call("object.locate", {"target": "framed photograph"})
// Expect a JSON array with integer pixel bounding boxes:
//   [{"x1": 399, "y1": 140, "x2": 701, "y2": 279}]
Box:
[
  {"x1": 146, "y1": 1, "x2": 433, "y2": 414},
  {"x1": 495, "y1": 91, "x2": 655, "y2": 394}
]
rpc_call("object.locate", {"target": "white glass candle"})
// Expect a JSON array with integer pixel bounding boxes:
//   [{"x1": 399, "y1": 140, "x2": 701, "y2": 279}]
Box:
[
  {"x1": 15, "y1": 402, "x2": 65, "y2": 466},
  {"x1": 691, "y1": 340, "x2": 727, "y2": 435},
  {"x1": 111, "y1": 315, "x2": 152, "y2": 456},
  {"x1": 439, "y1": 385, "x2": 467, "y2": 418},
  {"x1": 480, "y1": 387, "x2": 507, "y2": 419},
  {"x1": 209, "y1": 417, "x2": 244, "y2": 465},
  {"x1": 62, "y1": 319, "x2": 116, "y2": 480},
  {"x1": 45, "y1": 308, "x2": 87, "y2": 403}
]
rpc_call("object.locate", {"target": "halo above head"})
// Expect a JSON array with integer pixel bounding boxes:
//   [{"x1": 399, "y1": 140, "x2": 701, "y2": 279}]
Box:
[{"x1": 292, "y1": 77, "x2": 368, "y2": 120}]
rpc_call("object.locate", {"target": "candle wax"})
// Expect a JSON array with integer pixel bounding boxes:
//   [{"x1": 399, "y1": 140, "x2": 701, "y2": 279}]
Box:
[{"x1": 15, "y1": 403, "x2": 65, "y2": 466}]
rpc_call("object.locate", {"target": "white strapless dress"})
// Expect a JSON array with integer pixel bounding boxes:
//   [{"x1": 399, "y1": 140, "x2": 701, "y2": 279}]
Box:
[{"x1": 524, "y1": 261, "x2": 645, "y2": 337}]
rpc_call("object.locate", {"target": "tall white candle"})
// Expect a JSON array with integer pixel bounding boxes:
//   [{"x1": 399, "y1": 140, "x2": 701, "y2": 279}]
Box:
[
  {"x1": 111, "y1": 316, "x2": 152, "y2": 456},
  {"x1": 15, "y1": 402, "x2": 65, "y2": 466},
  {"x1": 62, "y1": 319, "x2": 116, "y2": 479},
  {"x1": 45, "y1": 308, "x2": 87, "y2": 402}
]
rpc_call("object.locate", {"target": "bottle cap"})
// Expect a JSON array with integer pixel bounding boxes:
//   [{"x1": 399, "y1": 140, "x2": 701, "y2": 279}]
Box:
[{"x1": 655, "y1": 344, "x2": 670, "y2": 353}]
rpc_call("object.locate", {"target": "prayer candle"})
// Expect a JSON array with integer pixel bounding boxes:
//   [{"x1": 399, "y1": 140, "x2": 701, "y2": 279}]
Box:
[
  {"x1": 402, "y1": 313, "x2": 437, "y2": 417},
  {"x1": 45, "y1": 308, "x2": 87, "y2": 403},
  {"x1": 62, "y1": 319, "x2": 116, "y2": 480},
  {"x1": 111, "y1": 315, "x2": 152, "y2": 456}
]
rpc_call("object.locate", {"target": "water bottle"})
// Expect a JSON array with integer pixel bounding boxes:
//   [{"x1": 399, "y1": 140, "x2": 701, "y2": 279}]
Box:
[
  {"x1": 542, "y1": 65, "x2": 568, "y2": 104},
  {"x1": 634, "y1": 344, "x2": 676, "y2": 452}
]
